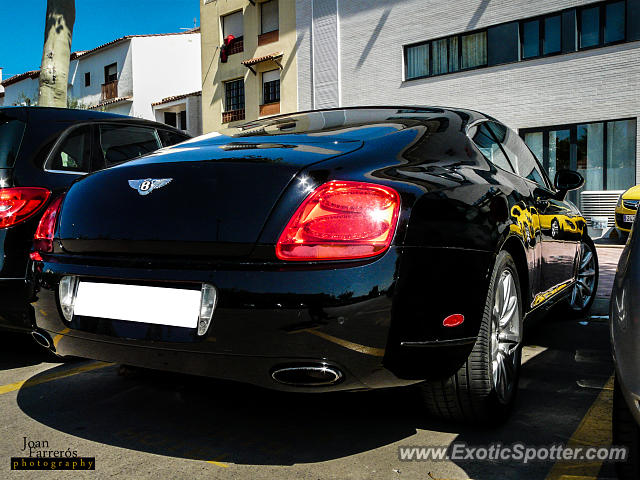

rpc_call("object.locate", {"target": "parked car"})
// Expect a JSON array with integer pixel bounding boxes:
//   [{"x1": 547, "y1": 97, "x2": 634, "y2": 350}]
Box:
[
  {"x1": 615, "y1": 185, "x2": 640, "y2": 239},
  {"x1": 0, "y1": 107, "x2": 189, "y2": 332},
  {"x1": 29, "y1": 107, "x2": 597, "y2": 424},
  {"x1": 611, "y1": 217, "x2": 640, "y2": 479}
]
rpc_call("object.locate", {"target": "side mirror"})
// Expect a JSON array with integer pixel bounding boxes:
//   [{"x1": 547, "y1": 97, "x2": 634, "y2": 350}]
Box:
[{"x1": 554, "y1": 170, "x2": 584, "y2": 199}]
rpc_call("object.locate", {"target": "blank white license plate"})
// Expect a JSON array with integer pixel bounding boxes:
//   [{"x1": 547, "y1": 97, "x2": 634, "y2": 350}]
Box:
[
  {"x1": 624, "y1": 214, "x2": 636, "y2": 223},
  {"x1": 73, "y1": 282, "x2": 201, "y2": 328}
]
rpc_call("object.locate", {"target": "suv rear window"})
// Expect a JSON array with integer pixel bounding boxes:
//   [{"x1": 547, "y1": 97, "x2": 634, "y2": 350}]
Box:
[{"x1": 0, "y1": 113, "x2": 27, "y2": 168}]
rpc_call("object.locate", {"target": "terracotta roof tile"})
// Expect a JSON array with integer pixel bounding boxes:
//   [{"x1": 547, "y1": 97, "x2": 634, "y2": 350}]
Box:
[
  {"x1": 151, "y1": 91, "x2": 201, "y2": 106},
  {"x1": 88, "y1": 96, "x2": 133, "y2": 110},
  {"x1": 241, "y1": 52, "x2": 284, "y2": 67}
]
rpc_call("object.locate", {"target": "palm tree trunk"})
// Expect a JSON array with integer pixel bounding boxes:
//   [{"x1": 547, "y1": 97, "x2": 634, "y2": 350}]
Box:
[{"x1": 38, "y1": 0, "x2": 75, "y2": 107}]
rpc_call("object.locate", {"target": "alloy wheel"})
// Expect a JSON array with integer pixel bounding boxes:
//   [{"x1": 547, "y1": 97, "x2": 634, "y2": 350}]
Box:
[
  {"x1": 490, "y1": 269, "x2": 522, "y2": 404},
  {"x1": 570, "y1": 241, "x2": 597, "y2": 310}
]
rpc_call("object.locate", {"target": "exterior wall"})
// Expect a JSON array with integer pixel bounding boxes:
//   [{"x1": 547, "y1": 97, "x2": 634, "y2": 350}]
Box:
[
  {"x1": 152, "y1": 94, "x2": 203, "y2": 136},
  {"x1": 130, "y1": 34, "x2": 201, "y2": 119},
  {"x1": 2, "y1": 77, "x2": 39, "y2": 106},
  {"x1": 68, "y1": 41, "x2": 133, "y2": 108},
  {"x1": 200, "y1": 0, "x2": 298, "y2": 133},
  {"x1": 296, "y1": 0, "x2": 640, "y2": 213}
]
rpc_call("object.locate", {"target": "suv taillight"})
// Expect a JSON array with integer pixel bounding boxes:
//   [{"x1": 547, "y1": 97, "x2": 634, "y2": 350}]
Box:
[
  {"x1": 0, "y1": 187, "x2": 51, "y2": 229},
  {"x1": 276, "y1": 180, "x2": 401, "y2": 261},
  {"x1": 33, "y1": 196, "x2": 64, "y2": 253}
]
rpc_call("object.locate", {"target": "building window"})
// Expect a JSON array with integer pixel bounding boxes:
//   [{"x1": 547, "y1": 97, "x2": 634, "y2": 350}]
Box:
[
  {"x1": 522, "y1": 19, "x2": 540, "y2": 58},
  {"x1": 580, "y1": 6, "x2": 601, "y2": 48},
  {"x1": 522, "y1": 118, "x2": 637, "y2": 212},
  {"x1": 164, "y1": 112, "x2": 177, "y2": 128},
  {"x1": 404, "y1": 0, "x2": 632, "y2": 81},
  {"x1": 460, "y1": 31, "x2": 487, "y2": 69},
  {"x1": 605, "y1": 1, "x2": 626, "y2": 43},
  {"x1": 180, "y1": 110, "x2": 187, "y2": 131},
  {"x1": 222, "y1": 79, "x2": 245, "y2": 123},
  {"x1": 262, "y1": 70, "x2": 280, "y2": 104},
  {"x1": 405, "y1": 43, "x2": 430, "y2": 79},
  {"x1": 543, "y1": 15, "x2": 562, "y2": 55},
  {"x1": 261, "y1": 0, "x2": 278, "y2": 34},
  {"x1": 222, "y1": 10, "x2": 244, "y2": 54},
  {"x1": 580, "y1": 1, "x2": 625, "y2": 49},
  {"x1": 84, "y1": 72, "x2": 91, "y2": 87},
  {"x1": 104, "y1": 63, "x2": 117, "y2": 83}
]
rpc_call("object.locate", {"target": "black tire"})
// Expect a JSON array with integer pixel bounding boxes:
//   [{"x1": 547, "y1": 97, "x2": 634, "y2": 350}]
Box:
[
  {"x1": 418, "y1": 251, "x2": 523, "y2": 424},
  {"x1": 566, "y1": 235, "x2": 599, "y2": 317},
  {"x1": 613, "y1": 375, "x2": 640, "y2": 480}
]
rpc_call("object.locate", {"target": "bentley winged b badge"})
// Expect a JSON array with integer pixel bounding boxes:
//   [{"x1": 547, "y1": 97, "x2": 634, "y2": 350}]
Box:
[{"x1": 128, "y1": 178, "x2": 173, "y2": 196}]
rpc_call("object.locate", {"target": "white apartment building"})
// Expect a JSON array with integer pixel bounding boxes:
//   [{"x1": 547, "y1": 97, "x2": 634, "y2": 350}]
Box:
[
  {"x1": 1, "y1": 30, "x2": 202, "y2": 136},
  {"x1": 295, "y1": 0, "x2": 640, "y2": 232}
]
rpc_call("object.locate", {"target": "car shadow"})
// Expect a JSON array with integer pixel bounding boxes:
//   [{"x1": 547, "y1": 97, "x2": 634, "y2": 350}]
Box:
[
  {"x1": 0, "y1": 331, "x2": 55, "y2": 370},
  {"x1": 13, "y1": 315, "x2": 614, "y2": 473}
]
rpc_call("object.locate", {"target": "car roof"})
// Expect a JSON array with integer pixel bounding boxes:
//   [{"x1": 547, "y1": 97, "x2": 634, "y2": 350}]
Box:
[
  {"x1": 228, "y1": 106, "x2": 489, "y2": 139},
  {"x1": 0, "y1": 106, "x2": 179, "y2": 130}
]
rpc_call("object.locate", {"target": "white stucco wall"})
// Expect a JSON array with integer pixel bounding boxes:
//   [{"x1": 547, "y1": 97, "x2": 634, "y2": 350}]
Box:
[
  {"x1": 130, "y1": 34, "x2": 201, "y2": 119},
  {"x1": 69, "y1": 41, "x2": 133, "y2": 108},
  {"x1": 2, "y1": 76, "x2": 39, "y2": 106}
]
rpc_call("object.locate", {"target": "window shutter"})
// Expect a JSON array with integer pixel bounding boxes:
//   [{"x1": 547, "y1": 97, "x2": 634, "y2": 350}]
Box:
[
  {"x1": 261, "y1": 0, "x2": 279, "y2": 34},
  {"x1": 263, "y1": 70, "x2": 280, "y2": 84},
  {"x1": 223, "y1": 11, "x2": 243, "y2": 38}
]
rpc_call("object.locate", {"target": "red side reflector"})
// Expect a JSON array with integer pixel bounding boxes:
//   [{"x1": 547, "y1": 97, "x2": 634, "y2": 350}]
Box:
[
  {"x1": 0, "y1": 187, "x2": 51, "y2": 229},
  {"x1": 443, "y1": 314, "x2": 464, "y2": 327},
  {"x1": 29, "y1": 252, "x2": 43, "y2": 262},
  {"x1": 276, "y1": 180, "x2": 401, "y2": 261},
  {"x1": 33, "y1": 196, "x2": 64, "y2": 253}
]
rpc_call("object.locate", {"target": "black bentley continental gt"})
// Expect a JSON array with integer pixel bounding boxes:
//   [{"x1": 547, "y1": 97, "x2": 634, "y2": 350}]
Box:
[{"x1": 29, "y1": 107, "x2": 598, "y2": 423}]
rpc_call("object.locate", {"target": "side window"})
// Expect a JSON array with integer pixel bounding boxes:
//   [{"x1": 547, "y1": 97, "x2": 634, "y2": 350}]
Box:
[
  {"x1": 471, "y1": 123, "x2": 514, "y2": 173},
  {"x1": 49, "y1": 126, "x2": 92, "y2": 173},
  {"x1": 489, "y1": 122, "x2": 547, "y2": 187},
  {"x1": 158, "y1": 129, "x2": 189, "y2": 147},
  {"x1": 99, "y1": 125, "x2": 161, "y2": 167}
]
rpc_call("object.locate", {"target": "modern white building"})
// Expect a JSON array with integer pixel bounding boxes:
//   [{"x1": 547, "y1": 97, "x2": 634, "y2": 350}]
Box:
[
  {"x1": 1, "y1": 29, "x2": 202, "y2": 135},
  {"x1": 295, "y1": 0, "x2": 640, "y2": 232}
]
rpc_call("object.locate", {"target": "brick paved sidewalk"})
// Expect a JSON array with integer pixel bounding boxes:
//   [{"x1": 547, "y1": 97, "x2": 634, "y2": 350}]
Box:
[{"x1": 596, "y1": 246, "x2": 622, "y2": 299}]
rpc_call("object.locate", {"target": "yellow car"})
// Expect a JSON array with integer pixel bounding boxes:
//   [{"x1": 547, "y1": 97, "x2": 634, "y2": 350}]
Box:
[{"x1": 615, "y1": 186, "x2": 640, "y2": 235}]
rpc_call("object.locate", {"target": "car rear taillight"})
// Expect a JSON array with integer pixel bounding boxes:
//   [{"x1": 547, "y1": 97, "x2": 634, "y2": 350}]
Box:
[
  {"x1": 276, "y1": 180, "x2": 401, "y2": 261},
  {"x1": 0, "y1": 187, "x2": 51, "y2": 229},
  {"x1": 33, "y1": 196, "x2": 64, "y2": 253}
]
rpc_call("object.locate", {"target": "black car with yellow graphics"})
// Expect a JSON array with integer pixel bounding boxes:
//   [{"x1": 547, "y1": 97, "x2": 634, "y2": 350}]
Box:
[
  {"x1": 29, "y1": 107, "x2": 597, "y2": 424},
  {"x1": 0, "y1": 107, "x2": 189, "y2": 333}
]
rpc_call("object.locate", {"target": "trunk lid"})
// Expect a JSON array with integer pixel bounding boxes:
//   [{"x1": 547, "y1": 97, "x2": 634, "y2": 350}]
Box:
[{"x1": 58, "y1": 138, "x2": 362, "y2": 257}]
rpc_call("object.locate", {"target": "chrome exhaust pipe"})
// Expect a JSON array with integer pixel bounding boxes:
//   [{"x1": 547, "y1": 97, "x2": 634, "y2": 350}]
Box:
[
  {"x1": 271, "y1": 364, "x2": 343, "y2": 386},
  {"x1": 31, "y1": 330, "x2": 53, "y2": 350}
]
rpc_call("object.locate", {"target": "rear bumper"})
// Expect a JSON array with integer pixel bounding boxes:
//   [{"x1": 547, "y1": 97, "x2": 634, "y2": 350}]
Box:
[{"x1": 31, "y1": 246, "x2": 493, "y2": 391}]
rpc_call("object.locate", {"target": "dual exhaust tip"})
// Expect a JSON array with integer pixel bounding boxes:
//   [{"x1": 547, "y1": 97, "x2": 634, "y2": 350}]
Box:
[{"x1": 271, "y1": 364, "x2": 343, "y2": 387}]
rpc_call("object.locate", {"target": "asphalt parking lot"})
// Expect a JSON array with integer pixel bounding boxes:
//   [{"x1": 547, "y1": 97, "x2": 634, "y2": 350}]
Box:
[{"x1": 0, "y1": 246, "x2": 624, "y2": 480}]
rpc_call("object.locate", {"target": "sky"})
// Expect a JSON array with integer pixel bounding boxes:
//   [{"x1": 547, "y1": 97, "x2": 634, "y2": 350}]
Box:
[{"x1": 0, "y1": 0, "x2": 200, "y2": 80}]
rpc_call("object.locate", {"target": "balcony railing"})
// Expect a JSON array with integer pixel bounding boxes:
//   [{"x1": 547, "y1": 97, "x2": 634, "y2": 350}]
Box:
[
  {"x1": 222, "y1": 109, "x2": 245, "y2": 123},
  {"x1": 227, "y1": 37, "x2": 244, "y2": 56},
  {"x1": 258, "y1": 30, "x2": 279, "y2": 46},
  {"x1": 101, "y1": 80, "x2": 118, "y2": 101}
]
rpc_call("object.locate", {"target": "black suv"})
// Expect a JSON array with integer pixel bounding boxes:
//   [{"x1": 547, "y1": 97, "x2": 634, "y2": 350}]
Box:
[{"x1": 0, "y1": 107, "x2": 190, "y2": 331}]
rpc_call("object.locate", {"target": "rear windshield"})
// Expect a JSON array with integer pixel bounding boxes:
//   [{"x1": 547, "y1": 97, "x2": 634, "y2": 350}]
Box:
[{"x1": 0, "y1": 113, "x2": 26, "y2": 168}]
